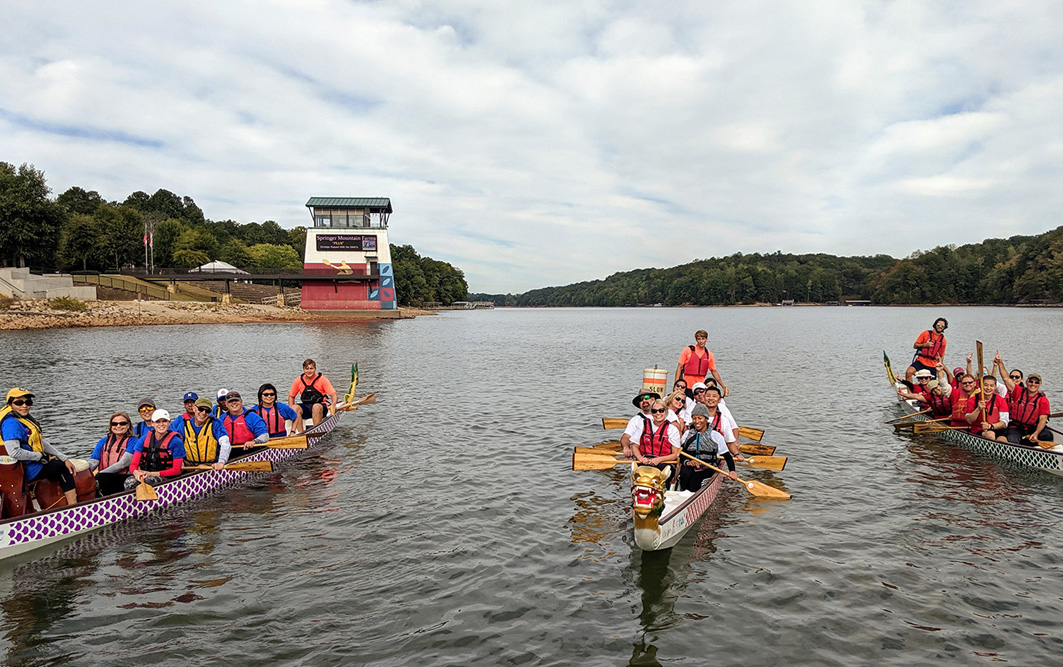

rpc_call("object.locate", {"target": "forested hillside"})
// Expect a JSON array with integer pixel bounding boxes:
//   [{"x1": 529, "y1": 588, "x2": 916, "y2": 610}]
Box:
[{"x1": 472, "y1": 227, "x2": 1063, "y2": 306}]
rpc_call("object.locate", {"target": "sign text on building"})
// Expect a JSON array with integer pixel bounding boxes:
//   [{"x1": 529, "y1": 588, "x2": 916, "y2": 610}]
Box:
[{"x1": 316, "y1": 234, "x2": 378, "y2": 252}]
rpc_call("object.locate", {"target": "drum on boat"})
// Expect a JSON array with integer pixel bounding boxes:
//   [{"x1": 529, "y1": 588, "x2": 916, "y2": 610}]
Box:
[
  {"x1": 0, "y1": 455, "x2": 28, "y2": 519},
  {"x1": 70, "y1": 458, "x2": 96, "y2": 503},
  {"x1": 642, "y1": 366, "x2": 668, "y2": 398}
]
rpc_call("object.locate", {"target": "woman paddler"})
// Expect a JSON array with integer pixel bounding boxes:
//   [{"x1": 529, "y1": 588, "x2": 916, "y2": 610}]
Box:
[
  {"x1": 250, "y1": 383, "x2": 301, "y2": 438},
  {"x1": 88, "y1": 411, "x2": 139, "y2": 495},
  {"x1": 679, "y1": 403, "x2": 737, "y2": 491},
  {"x1": 129, "y1": 409, "x2": 186, "y2": 485},
  {"x1": 180, "y1": 398, "x2": 232, "y2": 469},
  {"x1": 0, "y1": 388, "x2": 80, "y2": 506},
  {"x1": 631, "y1": 399, "x2": 681, "y2": 478}
]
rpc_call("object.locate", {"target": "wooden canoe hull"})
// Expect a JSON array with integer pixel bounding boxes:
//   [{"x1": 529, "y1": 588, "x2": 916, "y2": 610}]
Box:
[
  {"x1": 632, "y1": 471, "x2": 724, "y2": 551},
  {"x1": 0, "y1": 410, "x2": 344, "y2": 560}
]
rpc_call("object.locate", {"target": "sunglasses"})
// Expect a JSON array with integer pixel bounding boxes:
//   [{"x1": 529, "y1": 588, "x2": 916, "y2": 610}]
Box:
[
  {"x1": 196, "y1": 407, "x2": 211, "y2": 413},
  {"x1": 262, "y1": 392, "x2": 276, "y2": 397},
  {"x1": 139, "y1": 406, "x2": 154, "y2": 412},
  {"x1": 110, "y1": 420, "x2": 129, "y2": 427},
  {"x1": 650, "y1": 408, "x2": 666, "y2": 414},
  {"x1": 961, "y1": 381, "x2": 976, "y2": 386},
  {"x1": 1010, "y1": 375, "x2": 1022, "y2": 380},
  {"x1": 1028, "y1": 379, "x2": 1041, "y2": 384},
  {"x1": 10, "y1": 399, "x2": 32, "y2": 407},
  {"x1": 693, "y1": 389, "x2": 706, "y2": 394}
]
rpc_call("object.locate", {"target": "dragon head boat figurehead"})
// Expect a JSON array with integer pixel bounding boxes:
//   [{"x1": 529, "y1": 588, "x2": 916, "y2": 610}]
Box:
[
  {"x1": 1, "y1": 387, "x2": 79, "y2": 506},
  {"x1": 631, "y1": 463, "x2": 670, "y2": 519},
  {"x1": 619, "y1": 391, "x2": 660, "y2": 459}
]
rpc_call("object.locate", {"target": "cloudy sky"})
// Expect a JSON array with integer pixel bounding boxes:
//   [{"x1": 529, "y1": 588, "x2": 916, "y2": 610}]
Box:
[{"x1": 3, "y1": 2, "x2": 1063, "y2": 292}]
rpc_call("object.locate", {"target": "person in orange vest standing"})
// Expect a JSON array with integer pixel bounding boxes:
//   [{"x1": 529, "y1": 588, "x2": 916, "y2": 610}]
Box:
[
  {"x1": 674, "y1": 330, "x2": 727, "y2": 397},
  {"x1": 905, "y1": 318, "x2": 948, "y2": 385}
]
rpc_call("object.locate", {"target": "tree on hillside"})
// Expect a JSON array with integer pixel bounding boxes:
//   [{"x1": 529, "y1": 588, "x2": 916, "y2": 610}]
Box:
[
  {"x1": 57, "y1": 186, "x2": 105, "y2": 215},
  {"x1": 94, "y1": 204, "x2": 144, "y2": 270},
  {"x1": 0, "y1": 162, "x2": 65, "y2": 268},
  {"x1": 172, "y1": 249, "x2": 210, "y2": 268},
  {"x1": 174, "y1": 227, "x2": 220, "y2": 260},
  {"x1": 249, "y1": 243, "x2": 301, "y2": 269},
  {"x1": 152, "y1": 218, "x2": 185, "y2": 267},
  {"x1": 59, "y1": 213, "x2": 101, "y2": 271},
  {"x1": 219, "y1": 239, "x2": 255, "y2": 269},
  {"x1": 288, "y1": 227, "x2": 307, "y2": 259}
]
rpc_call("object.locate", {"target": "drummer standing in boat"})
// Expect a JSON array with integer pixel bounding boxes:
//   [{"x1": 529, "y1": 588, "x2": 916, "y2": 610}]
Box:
[
  {"x1": 1, "y1": 388, "x2": 80, "y2": 506},
  {"x1": 905, "y1": 318, "x2": 948, "y2": 385},
  {"x1": 288, "y1": 359, "x2": 337, "y2": 427},
  {"x1": 675, "y1": 330, "x2": 727, "y2": 397}
]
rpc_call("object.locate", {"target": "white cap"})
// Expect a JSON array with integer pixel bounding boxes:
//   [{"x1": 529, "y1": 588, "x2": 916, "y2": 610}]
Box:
[
  {"x1": 691, "y1": 382, "x2": 707, "y2": 391},
  {"x1": 914, "y1": 370, "x2": 933, "y2": 378},
  {"x1": 151, "y1": 409, "x2": 171, "y2": 422},
  {"x1": 217, "y1": 388, "x2": 229, "y2": 400}
]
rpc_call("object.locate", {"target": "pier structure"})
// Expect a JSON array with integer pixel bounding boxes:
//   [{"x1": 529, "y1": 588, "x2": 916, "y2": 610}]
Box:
[{"x1": 301, "y1": 197, "x2": 396, "y2": 310}]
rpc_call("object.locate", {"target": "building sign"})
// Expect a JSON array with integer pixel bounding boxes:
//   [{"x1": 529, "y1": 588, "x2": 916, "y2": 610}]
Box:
[{"x1": 316, "y1": 234, "x2": 378, "y2": 252}]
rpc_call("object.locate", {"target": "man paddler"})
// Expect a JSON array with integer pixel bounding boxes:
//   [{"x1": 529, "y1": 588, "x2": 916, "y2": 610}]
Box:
[
  {"x1": 288, "y1": 359, "x2": 337, "y2": 427},
  {"x1": 620, "y1": 391, "x2": 659, "y2": 459},
  {"x1": 905, "y1": 318, "x2": 948, "y2": 385},
  {"x1": 679, "y1": 404, "x2": 737, "y2": 491},
  {"x1": 220, "y1": 391, "x2": 269, "y2": 450},
  {"x1": 675, "y1": 330, "x2": 727, "y2": 396},
  {"x1": 964, "y1": 375, "x2": 1009, "y2": 441},
  {"x1": 181, "y1": 397, "x2": 233, "y2": 470},
  {"x1": 1, "y1": 388, "x2": 80, "y2": 506},
  {"x1": 697, "y1": 385, "x2": 742, "y2": 460}
]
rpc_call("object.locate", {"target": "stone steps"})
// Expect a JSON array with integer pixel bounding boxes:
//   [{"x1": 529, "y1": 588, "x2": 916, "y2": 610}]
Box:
[{"x1": 0, "y1": 268, "x2": 97, "y2": 300}]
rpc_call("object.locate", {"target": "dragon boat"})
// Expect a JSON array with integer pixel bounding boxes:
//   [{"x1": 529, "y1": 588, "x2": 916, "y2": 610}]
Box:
[
  {"x1": 0, "y1": 411, "x2": 344, "y2": 561},
  {"x1": 630, "y1": 463, "x2": 724, "y2": 551},
  {"x1": 885, "y1": 352, "x2": 1063, "y2": 477}
]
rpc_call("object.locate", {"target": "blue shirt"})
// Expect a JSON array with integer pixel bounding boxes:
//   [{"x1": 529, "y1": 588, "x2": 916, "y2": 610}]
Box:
[
  {"x1": 134, "y1": 420, "x2": 152, "y2": 439},
  {"x1": 132, "y1": 430, "x2": 187, "y2": 461},
  {"x1": 250, "y1": 403, "x2": 298, "y2": 435},
  {"x1": 170, "y1": 412, "x2": 196, "y2": 434},
  {"x1": 220, "y1": 409, "x2": 268, "y2": 441},
  {"x1": 1, "y1": 413, "x2": 43, "y2": 479}
]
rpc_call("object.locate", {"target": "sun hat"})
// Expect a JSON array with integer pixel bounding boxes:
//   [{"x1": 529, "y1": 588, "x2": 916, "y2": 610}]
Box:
[
  {"x1": 914, "y1": 370, "x2": 933, "y2": 379},
  {"x1": 631, "y1": 391, "x2": 660, "y2": 408},
  {"x1": 5, "y1": 388, "x2": 34, "y2": 402}
]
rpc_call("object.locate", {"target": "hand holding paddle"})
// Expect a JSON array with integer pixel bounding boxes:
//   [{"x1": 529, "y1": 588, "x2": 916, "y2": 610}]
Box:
[{"x1": 677, "y1": 451, "x2": 790, "y2": 499}]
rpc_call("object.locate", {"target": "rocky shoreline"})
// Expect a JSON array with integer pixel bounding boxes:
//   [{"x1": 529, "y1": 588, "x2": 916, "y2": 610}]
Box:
[{"x1": 0, "y1": 300, "x2": 435, "y2": 331}]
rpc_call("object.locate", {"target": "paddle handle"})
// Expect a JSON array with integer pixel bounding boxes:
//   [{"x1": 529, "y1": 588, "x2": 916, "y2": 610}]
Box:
[{"x1": 678, "y1": 450, "x2": 735, "y2": 479}]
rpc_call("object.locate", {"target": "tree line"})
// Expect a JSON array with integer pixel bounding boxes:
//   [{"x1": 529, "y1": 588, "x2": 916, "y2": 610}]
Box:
[
  {"x1": 471, "y1": 226, "x2": 1063, "y2": 306},
  {"x1": 0, "y1": 161, "x2": 468, "y2": 306}
]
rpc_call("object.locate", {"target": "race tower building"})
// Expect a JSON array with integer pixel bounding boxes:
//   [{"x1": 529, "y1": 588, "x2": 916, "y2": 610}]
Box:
[{"x1": 301, "y1": 197, "x2": 396, "y2": 310}]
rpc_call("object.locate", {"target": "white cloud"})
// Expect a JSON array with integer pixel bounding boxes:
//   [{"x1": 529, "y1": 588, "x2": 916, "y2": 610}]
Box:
[{"x1": 2, "y1": 0, "x2": 1063, "y2": 291}]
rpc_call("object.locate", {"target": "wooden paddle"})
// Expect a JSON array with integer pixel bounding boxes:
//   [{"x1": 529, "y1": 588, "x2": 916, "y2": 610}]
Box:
[
  {"x1": 574, "y1": 447, "x2": 787, "y2": 471},
  {"x1": 677, "y1": 451, "x2": 790, "y2": 499},
  {"x1": 234, "y1": 435, "x2": 308, "y2": 449},
  {"x1": 912, "y1": 422, "x2": 970, "y2": 434},
  {"x1": 894, "y1": 415, "x2": 950, "y2": 430},
  {"x1": 602, "y1": 418, "x2": 628, "y2": 430},
  {"x1": 591, "y1": 438, "x2": 777, "y2": 457},
  {"x1": 886, "y1": 409, "x2": 930, "y2": 424},
  {"x1": 976, "y1": 340, "x2": 987, "y2": 426},
  {"x1": 184, "y1": 461, "x2": 274, "y2": 472},
  {"x1": 572, "y1": 451, "x2": 633, "y2": 471},
  {"x1": 135, "y1": 479, "x2": 158, "y2": 501}
]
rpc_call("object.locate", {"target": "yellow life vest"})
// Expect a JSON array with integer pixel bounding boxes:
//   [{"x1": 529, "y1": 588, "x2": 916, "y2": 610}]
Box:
[
  {"x1": 0, "y1": 406, "x2": 44, "y2": 453},
  {"x1": 183, "y1": 417, "x2": 219, "y2": 465}
]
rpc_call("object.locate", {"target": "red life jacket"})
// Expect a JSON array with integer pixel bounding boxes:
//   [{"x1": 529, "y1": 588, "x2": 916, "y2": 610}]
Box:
[
  {"x1": 639, "y1": 417, "x2": 673, "y2": 458},
  {"x1": 252, "y1": 405, "x2": 285, "y2": 436},
  {"x1": 141, "y1": 430, "x2": 177, "y2": 472},
  {"x1": 682, "y1": 346, "x2": 710, "y2": 380},
  {"x1": 925, "y1": 391, "x2": 951, "y2": 418},
  {"x1": 965, "y1": 393, "x2": 1007, "y2": 433},
  {"x1": 100, "y1": 433, "x2": 132, "y2": 471},
  {"x1": 912, "y1": 383, "x2": 932, "y2": 398},
  {"x1": 1009, "y1": 386, "x2": 1049, "y2": 427},
  {"x1": 915, "y1": 330, "x2": 945, "y2": 363},
  {"x1": 223, "y1": 411, "x2": 256, "y2": 445},
  {"x1": 949, "y1": 390, "x2": 970, "y2": 426},
  {"x1": 707, "y1": 409, "x2": 725, "y2": 437}
]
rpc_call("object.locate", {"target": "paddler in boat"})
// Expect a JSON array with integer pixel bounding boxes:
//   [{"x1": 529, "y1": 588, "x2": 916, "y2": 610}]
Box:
[
  {"x1": 963, "y1": 375, "x2": 1010, "y2": 442},
  {"x1": 897, "y1": 369, "x2": 934, "y2": 400},
  {"x1": 213, "y1": 389, "x2": 230, "y2": 420},
  {"x1": 905, "y1": 317, "x2": 948, "y2": 386},
  {"x1": 620, "y1": 391, "x2": 659, "y2": 459},
  {"x1": 675, "y1": 329, "x2": 728, "y2": 397},
  {"x1": 996, "y1": 353, "x2": 1054, "y2": 447},
  {"x1": 134, "y1": 398, "x2": 156, "y2": 438},
  {"x1": 88, "y1": 411, "x2": 139, "y2": 496},
  {"x1": 129, "y1": 409, "x2": 186, "y2": 486},
  {"x1": 172, "y1": 391, "x2": 199, "y2": 431},
  {"x1": 896, "y1": 366, "x2": 952, "y2": 419},
  {"x1": 631, "y1": 400, "x2": 681, "y2": 477},
  {"x1": 696, "y1": 385, "x2": 743, "y2": 461},
  {"x1": 940, "y1": 373, "x2": 977, "y2": 428},
  {"x1": 0, "y1": 388, "x2": 80, "y2": 506},
  {"x1": 181, "y1": 398, "x2": 233, "y2": 470},
  {"x1": 220, "y1": 391, "x2": 270, "y2": 450},
  {"x1": 251, "y1": 383, "x2": 301, "y2": 437},
  {"x1": 288, "y1": 359, "x2": 337, "y2": 427},
  {"x1": 664, "y1": 390, "x2": 690, "y2": 435},
  {"x1": 679, "y1": 403, "x2": 737, "y2": 491}
]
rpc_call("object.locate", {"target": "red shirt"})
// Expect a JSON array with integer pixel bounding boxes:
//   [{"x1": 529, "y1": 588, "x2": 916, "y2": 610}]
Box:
[{"x1": 964, "y1": 393, "x2": 1009, "y2": 433}]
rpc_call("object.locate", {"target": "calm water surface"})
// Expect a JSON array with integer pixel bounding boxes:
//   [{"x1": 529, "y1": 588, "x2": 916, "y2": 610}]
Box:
[{"x1": 2, "y1": 306, "x2": 1063, "y2": 665}]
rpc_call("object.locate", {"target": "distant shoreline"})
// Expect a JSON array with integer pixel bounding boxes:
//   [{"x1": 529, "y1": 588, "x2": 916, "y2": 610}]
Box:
[{"x1": 0, "y1": 300, "x2": 435, "y2": 331}]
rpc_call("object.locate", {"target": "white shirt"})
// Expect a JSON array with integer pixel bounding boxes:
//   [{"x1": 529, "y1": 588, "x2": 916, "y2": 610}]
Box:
[
  {"x1": 705, "y1": 408, "x2": 738, "y2": 443},
  {"x1": 627, "y1": 417, "x2": 680, "y2": 455},
  {"x1": 624, "y1": 412, "x2": 652, "y2": 441}
]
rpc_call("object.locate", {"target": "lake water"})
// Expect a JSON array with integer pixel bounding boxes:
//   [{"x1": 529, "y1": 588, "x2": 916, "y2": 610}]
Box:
[{"x1": 2, "y1": 306, "x2": 1063, "y2": 666}]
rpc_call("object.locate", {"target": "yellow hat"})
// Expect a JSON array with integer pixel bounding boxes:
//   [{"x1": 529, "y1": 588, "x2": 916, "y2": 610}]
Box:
[{"x1": 5, "y1": 387, "x2": 34, "y2": 403}]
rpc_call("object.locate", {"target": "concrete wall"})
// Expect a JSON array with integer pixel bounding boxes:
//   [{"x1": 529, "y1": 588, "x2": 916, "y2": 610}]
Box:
[{"x1": 0, "y1": 268, "x2": 97, "y2": 300}]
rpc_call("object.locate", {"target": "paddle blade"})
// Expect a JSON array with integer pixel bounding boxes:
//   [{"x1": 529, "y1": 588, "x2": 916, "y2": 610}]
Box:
[
  {"x1": 602, "y1": 418, "x2": 627, "y2": 430},
  {"x1": 738, "y1": 443, "x2": 776, "y2": 456},
  {"x1": 226, "y1": 461, "x2": 274, "y2": 472},
  {"x1": 744, "y1": 478, "x2": 791, "y2": 499},
  {"x1": 593, "y1": 440, "x2": 622, "y2": 451},
  {"x1": 135, "y1": 481, "x2": 157, "y2": 502},
  {"x1": 737, "y1": 426, "x2": 765, "y2": 442},
  {"x1": 575, "y1": 446, "x2": 620, "y2": 455},
  {"x1": 267, "y1": 435, "x2": 308, "y2": 449},
  {"x1": 743, "y1": 455, "x2": 787, "y2": 471},
  {"x1": 572, "y1": 452, "x2": 627, "y2": 471}
]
